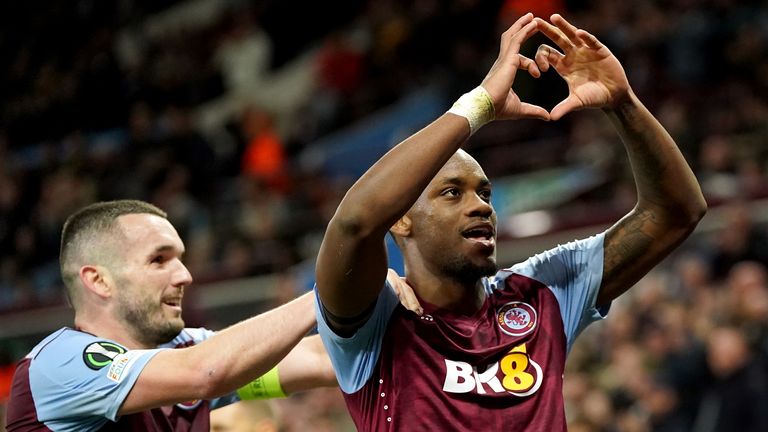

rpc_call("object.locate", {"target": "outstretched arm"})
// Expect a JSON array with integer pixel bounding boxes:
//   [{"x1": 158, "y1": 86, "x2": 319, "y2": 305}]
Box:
[
  {"x1": 316, "y1": 13, "x2": 548, "y2": 329},
  {"x1": 276, "y1": 335, "x2": 337, "y2": 394},
  {"x1": 270, "y1": 268, "x2": 422, "y2": 393},
  {"x1": 123, "y1": 271, "x2": 422, "y2": 413},
  {"x1": 535, "y1": 14, "x2": 707, "y2": 306},
  {"x1": 121, "y1": 292, "x2": 316, "y2": 414}
]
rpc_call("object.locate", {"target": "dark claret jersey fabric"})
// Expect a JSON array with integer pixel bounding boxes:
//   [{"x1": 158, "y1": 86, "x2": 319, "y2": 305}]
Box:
[{"x1": 316, "y1": 234, "x2": 608, "y2": 431}]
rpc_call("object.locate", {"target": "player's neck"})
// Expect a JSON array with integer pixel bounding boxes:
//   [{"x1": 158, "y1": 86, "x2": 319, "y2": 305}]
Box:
[
  {"x1": 407, "y1": 271, "x2": 485, "y2": 314},
  {"x1": 74, "y1": 313, "x2": 151, "y2": 350}
]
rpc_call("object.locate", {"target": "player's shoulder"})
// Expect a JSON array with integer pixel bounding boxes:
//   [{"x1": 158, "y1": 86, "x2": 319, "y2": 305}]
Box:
[
  {"x1": 488, "y1": 265, "x2": 531, "y2": 282},
  {"x1": 29, "y1": 328, "x2": 129, "y2": 370},
  {"x1": 30, "y1": 328, "x2": 101, "y2": 360},
  {"x1": 488, "y1": 268, "x2": 543, "y2": 290},
  {"x1": 484, "y1": 271, "x2": 523, "y2": 294},
  {"x1": 499, "y1": 234, "x2": 606, "y2": 276}
]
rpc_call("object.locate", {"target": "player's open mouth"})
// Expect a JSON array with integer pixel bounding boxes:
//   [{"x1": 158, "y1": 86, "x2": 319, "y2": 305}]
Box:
[
  {"x1": 461, "y1": 224, "x2": 495, "y2": 249},
  {"x1": 163, "y1": 299, "x2": 182, "y2": 312}
]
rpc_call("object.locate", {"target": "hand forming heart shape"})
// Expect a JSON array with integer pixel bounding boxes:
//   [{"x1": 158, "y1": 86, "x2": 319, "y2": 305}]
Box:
[{"x1": 481, "y1": 13, "x2": 633, "y2": 122}]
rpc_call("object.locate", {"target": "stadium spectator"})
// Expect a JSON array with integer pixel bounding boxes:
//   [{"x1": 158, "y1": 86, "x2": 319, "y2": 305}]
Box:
[{"x1": 691, "y1": 326, "x2": 768, "y2": 432}]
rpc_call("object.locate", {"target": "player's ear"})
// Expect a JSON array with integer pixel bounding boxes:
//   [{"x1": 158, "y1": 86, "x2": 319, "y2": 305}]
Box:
[
  {"x1": 79, "y1": 265, "x2": 113, "y2": 299},
  {"x1": 390, "y1": 215, "x2": 412, "y2": 238}
]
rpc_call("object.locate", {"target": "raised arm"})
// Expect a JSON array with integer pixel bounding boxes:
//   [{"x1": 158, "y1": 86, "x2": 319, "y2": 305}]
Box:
[
  {"x1": 534, "y1": 14, "x2": 707, "y2": 306},
  {"x1": 315, "y1": 13, "x2": 549, "y2": 328}
]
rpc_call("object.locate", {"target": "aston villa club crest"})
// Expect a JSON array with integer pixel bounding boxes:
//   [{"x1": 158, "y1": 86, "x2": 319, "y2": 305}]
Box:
[{"x1": 496, "y1": 301, "x2": 537, "y2": 337}]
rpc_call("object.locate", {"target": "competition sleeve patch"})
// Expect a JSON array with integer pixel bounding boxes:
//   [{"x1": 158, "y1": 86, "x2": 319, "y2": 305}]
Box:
[
  {"x1": 82, "y1": 341, "x2": 127, "y2": 370},
  {"x1": 106, "y1": 351, "x2": 148, "y2": 383}
]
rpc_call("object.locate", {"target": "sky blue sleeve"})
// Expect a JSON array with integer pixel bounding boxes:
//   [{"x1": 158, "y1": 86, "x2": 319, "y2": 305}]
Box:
[
  {"x1": 314, "y1": 282, "x2": 400, "y2": 394},
  {"x1": 29, "y1": 332, "x2": 163, "y2": 429},
  {"x1": 504, "y1": 233, "x2": 607, "y2": 354}
]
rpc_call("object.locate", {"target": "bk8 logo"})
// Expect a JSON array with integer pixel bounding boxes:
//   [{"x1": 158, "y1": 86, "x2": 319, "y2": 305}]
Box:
[{"x1": 442, "y1": 343, "x2": 543, "y2": 397}]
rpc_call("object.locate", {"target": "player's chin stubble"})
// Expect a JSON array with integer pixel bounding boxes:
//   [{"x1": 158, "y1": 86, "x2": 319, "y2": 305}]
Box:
[
  {"x1": 442, "y1": 254, "x2": 498, "y2": 285},
  {"x1": 118, "y1": 296, "x2": 183, "y2": 346}
]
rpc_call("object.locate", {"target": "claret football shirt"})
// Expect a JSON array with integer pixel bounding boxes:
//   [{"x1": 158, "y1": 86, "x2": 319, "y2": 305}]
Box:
[{"x1": 316, "y1": 234, "x2": 608, "y2": 431}]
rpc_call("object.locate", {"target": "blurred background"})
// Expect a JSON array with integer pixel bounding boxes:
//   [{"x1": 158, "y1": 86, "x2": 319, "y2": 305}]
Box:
[{"x1": 2, "y1": 0, "x2": 768, "y2": 430}]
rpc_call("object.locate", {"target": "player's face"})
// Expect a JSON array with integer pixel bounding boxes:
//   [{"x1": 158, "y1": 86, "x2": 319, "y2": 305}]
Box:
[
  {"x1": 111, "y1": 213, "x2": 192, "y2": 346},
  {"x1": 408, "y1": 150, "x2": 497, "y2": 282}
]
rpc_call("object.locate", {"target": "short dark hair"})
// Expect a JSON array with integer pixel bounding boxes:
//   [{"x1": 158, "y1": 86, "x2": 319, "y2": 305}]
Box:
[{"x1": 59, "y1": 200, "x2": 167, "y2": 304}]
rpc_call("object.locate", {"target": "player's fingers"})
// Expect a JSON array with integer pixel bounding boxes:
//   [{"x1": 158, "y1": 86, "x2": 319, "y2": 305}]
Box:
[
  {"x1": 519, "y1": 54, "x2": 541, "y2": 78},
  {"x1": 534, "y1": 17, "x2": 574, "y2": 52},
  {"x1": 499, "y1": 13, "x2": 534, "y2": 54},
  {"x1": 508, "y1": 20, "x2": 539, "y2": 54},
  {"x1": 551, "y1": 14, "x2": 580, "y2": 45},
  {"x1": 576, "y1": 29, "x2": 603, "y2": 50},
  {"x1": 387, "y1": 268, "x2": 401, "y2": 297},
  {"x1": 502, "y1": 13, "x2": 534, "y2": 40},
  {"x1": 535, "y1": 44, "x2": 564, "y2": 73},
  {"x1": 519, "y1": 102, "x2": 551, "y2": 121},
  {"x1": 388, "y1": 269, "x2": 423, "y2": 316},
  {"x1": 550, "y1": 95, "x2": 582, "y2": 120},
  {"x1": 500, "y1": 20, "x2": 539, "y2": 83},
  {"x1": 399, "y1": 279, "x2": 423, "y2": 316}
]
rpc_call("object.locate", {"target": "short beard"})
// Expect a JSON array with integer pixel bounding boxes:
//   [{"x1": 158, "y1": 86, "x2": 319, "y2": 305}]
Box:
[
  {"x1": 441, "y1": 255, "x2": 498, "y2": 286},
  {"x1": 117, "y1": 295, "x2": 183, "y2": 347}
]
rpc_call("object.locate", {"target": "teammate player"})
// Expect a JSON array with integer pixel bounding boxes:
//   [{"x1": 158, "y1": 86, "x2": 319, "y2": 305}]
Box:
[
  {"x1": 314, "y1": 13, "x2": 706, "y2": 431},
  {"x1": 5, "y1": 200, "x2": 416, "y2": 431}
]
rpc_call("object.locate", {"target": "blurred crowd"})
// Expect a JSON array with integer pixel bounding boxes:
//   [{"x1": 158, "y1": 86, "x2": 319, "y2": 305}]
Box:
[{"x1": 2, "y1": 0, "x2": 768, "y2": 430}]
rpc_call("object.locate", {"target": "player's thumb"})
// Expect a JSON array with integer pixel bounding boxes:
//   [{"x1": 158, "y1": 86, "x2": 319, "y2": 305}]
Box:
[{"x1": 550, "y1": 96, "x2": 581, "y2": 121}]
